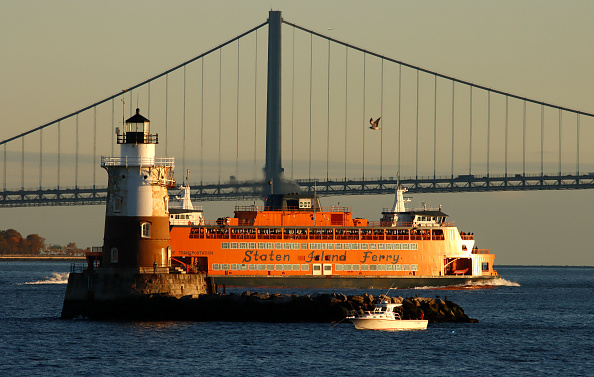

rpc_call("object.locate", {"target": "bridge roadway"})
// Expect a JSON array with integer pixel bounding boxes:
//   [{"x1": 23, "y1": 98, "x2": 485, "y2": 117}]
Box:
[{"x1": 1, "y1": 173, "x2": 594, "y2": 207}]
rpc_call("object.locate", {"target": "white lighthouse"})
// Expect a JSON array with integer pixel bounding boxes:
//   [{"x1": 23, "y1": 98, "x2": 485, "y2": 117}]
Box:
[{"x1": 100, "y1": 108, "x2": 175, "y2": 271}]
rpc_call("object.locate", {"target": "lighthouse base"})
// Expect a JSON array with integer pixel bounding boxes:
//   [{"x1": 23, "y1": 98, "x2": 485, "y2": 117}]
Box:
[{"x1": 61, "y1": 270, "x2": 210, "y2": 319}]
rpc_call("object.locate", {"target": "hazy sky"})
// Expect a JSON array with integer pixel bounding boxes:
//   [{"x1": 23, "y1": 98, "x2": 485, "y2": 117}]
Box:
[{"x1": 1, "y1": 1, "x2": 593, "y2": 266}]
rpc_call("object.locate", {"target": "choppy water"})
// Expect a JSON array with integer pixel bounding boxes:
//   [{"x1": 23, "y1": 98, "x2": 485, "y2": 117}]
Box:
[{"x1": 0, "y1": 262, "x2": 592, "y2": 376}]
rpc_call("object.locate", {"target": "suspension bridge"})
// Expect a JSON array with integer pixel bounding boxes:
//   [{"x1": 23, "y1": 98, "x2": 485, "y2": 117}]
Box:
[{"x1": 2, "y1": 10, "x2": 594, "y2": 208}]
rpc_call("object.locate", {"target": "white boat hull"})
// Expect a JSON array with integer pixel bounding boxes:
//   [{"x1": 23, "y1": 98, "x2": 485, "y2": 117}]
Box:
[{"x1": 350, "y1": 318, "x2": 428, "y2": 331}]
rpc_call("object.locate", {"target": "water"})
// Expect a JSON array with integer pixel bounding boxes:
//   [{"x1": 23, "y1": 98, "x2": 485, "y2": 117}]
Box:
[{"x1": 1, "y1": 262, "x2": 592, "y2": 376}]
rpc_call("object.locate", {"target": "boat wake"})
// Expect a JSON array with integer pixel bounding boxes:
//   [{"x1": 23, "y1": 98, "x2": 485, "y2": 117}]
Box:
[
  {"x1": 413, "y1": 277, "x2": 520, "y2": 290},
  {"x1": 21, "y1": 272, "x2": 69, "y2": 285}
]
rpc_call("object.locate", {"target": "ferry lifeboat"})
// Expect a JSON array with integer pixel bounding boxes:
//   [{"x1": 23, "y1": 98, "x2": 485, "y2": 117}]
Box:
[{"x1": 168, "y1": 184, "x2": 498, "y2": 289}]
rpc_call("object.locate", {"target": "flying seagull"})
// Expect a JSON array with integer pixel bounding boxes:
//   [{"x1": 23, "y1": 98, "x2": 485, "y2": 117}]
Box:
[{"x1": 369, "y1": 117, "x2": 381, "y2": 130}]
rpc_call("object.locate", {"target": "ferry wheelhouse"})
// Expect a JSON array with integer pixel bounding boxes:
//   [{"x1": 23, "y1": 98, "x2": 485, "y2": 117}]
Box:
[{"x1": 168, "y1": 185, "x2": 498, "y2": 289}]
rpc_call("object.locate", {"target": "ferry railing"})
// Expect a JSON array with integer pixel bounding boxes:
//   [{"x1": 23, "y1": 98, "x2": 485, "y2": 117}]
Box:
[{"x1": 234, "y1": 205, "x2": 352, "y2": 213}]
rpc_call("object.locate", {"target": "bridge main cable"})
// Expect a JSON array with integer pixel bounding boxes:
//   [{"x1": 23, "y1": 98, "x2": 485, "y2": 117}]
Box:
[
  {"x1": 283, "y1": 19, "x2": 594, "y2": 118},
  {"x1": 0, "y1": 20, "x2": 269, "y2": 146}
]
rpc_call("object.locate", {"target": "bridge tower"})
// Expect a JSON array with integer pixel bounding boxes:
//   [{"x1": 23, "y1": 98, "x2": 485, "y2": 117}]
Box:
[
  {"x1": 265, "y1": 10, "x2": 283, "y2": 193},
  {"x1": 101, "y1": 108, "x2": 175, "y2": 270}
]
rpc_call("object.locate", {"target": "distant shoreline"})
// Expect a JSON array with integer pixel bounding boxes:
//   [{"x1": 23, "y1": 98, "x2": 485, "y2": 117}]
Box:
[{"x1": 0, "y1": 255, "x2": 85, "y2": 261}]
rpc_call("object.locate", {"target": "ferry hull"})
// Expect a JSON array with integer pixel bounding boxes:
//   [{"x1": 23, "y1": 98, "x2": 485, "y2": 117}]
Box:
[{"x1": 211, "y1": 274, "x2": 499, "y2": 289}]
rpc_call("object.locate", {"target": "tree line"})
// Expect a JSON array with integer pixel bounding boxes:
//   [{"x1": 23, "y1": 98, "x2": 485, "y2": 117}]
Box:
[{"x1": 0, "y1": 229, "x2": 87, "y2": 255}]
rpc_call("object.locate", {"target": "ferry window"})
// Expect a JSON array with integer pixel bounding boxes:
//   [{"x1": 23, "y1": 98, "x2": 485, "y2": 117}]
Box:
[
  {"x1": 335, "y1": 264, "x2": 343, "y2": 271},
  {"x1": 411, "y1": 264, "x2": 418, "y2": 271},
  {"x1": 300, "y1": 264, "x2": 309, "y2": 271},
  {"x1": 343, "y1": 243, "x2": 351, "y2": 250},
  {"x1": 344, "y1": 264, "x2": 351, "y2": 270},
  {"x1": 230, "y1": 243, "x2": 238, "y2": 249},
  {"x1": 378, "y1": 265, "x2": 386, "y2": 271},
  {"x1": 386, "y1": 264, "x2": 393, "y2": 271},
  {"x1": 369, "y1": 264, "x2": 377, "y2": 271},
  {"x1": 309, "y1": 243, "x2": 316, "y2": 249},
  {"x1": 326, "y1": 243, "x2": 334, "y2": 250},
  {"x1": 411, "y1": 243, "x2": 418, "y2": 250},
  {"x1": 352, "y1": 243, "x2": 359, "y2": 250},
  {"x1": 284, "y1": 243, "x2": 291, "y2": 249},
  {"x1": 231, "y1": 264, "x2": 239, "y2": 270},
  {"x1": 482, "y1": 262, "x2": 489, "y2": 271},
  {"x1": 335, "y1": 243, "x2": 342, "y2": 250},
  {"x1": 292, "y1": 264, "x2": 300, "y2": 270},
  {"x1": 141, "y1": 222, "x2": 151, "y2": 238},
  {"x1": 284, "y1": 264, "x2": 291, "y2": 271},
  {"x1": 212, "y1": 264, "x2": 220, "y2": 270},
  {"x1": 249, "y1": 242, "x2": 256, "y2": 249},
  {"x1": 221, "y1": 242, "x2": 229, "y2": 249},
  {"x1": 393, "y1": 243, "x2": 401, "y2": 250},
  {"x1": 402, "y1": 264, "x2": 410, "y2": 271},
  {"x1": 275, "y1": 264, "x2": 283, "y2": 271},
  {"x1": 257, "y1": 264, "x2": 266, "y2": 271},
  {"x1": 240, "y1": 264, "x2": 248, "y2": 271},
  {"x1": 360, "y1": 243, "x2": 368, "y2": 250},
  {"x1": 401, "y1": 243, "x2": 409, "y2": 250},
  {"x1": 377, "y1": 244, "x2": 385, "y2": 250},
  {"x1": 249, "y1": 264, "x2": 256, "y2": 271},
  {"x1": 385, "y1": 243, "x2": 393, "y2": 250},
  {"x1": 352, "y1": 264, "x2": 360, "y2": 271},
  {"x1": 292, "y1": 243, "x2": 300, "y2": 249},
  {"x1": 222, "y1": 264, "x2": 230, "y2": 270},
  {"x1": 266, "y1": 264, "x2": 274, "y2": 271},
  {"x1": 240, "y1": 242, "x2": 247, "y2": 249},
  {"x1": 266, "y1": 243, "x2": 273, "y2": 249},
  {"x1": 361, "y1": 265, "x2": 369, "y2": 271},
  {"x1": 275, "y1": 243, "x2": 282, "y2": 249},
  {"x1": 300, "y1": 243, "x2": 308, "y2": 249},
  {"x1": 312, "y1": 265, "x2": 321, "y2": 272},
  {"x1": 258, "y1": 242, "x2": 265, "y2": 249},
  {"x1": 368, "y1": 244, "x2": 376, "y2": 250},
  {"x1": 394, "y1": 264, "x2": 402, "y2": 271}
]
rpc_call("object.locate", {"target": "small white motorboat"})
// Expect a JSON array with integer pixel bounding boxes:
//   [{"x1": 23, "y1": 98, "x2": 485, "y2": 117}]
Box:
[{"x1": 347, "y1": 300, "x2": 428, "y2": 331}]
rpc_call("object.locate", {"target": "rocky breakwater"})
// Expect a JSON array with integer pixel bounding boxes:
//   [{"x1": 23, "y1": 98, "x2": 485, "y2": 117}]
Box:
[{"x1": 62, "y1": 291, "x2": 477, "y2": 323}]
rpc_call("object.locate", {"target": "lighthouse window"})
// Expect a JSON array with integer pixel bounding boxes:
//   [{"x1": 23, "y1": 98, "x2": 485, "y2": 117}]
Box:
[
  {"x1": 141, "y1": 222, "x2": 151, "y2": 238},
  {"x1": 482, "y1": 262, "x2": 489, "y2": 271},
  {"x1": 113, "y1": 198, "x2": 122, "y2": 213}
]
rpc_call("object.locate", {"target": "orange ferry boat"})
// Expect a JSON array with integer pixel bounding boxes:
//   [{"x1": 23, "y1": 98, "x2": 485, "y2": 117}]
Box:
[{"x1": 169, "y1": 184, "x2": 498, "y2": 289}]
